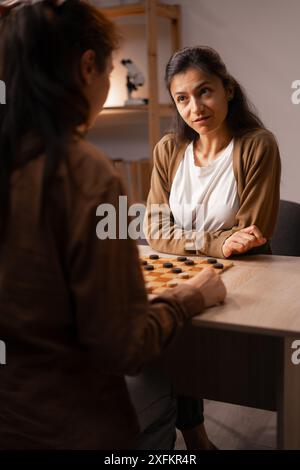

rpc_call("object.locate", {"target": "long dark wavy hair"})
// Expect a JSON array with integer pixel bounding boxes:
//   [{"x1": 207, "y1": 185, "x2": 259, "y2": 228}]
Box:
[
  {"x1": 0, "y1": 0, "x2": 119, "y2": 238},
  {"x1": 165, "y1": 46, "x2": 266, "y2": 144}
]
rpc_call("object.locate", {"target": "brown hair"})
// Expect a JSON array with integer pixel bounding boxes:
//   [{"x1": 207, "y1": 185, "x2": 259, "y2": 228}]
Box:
[{"x1": 0, "y1": 0, "x2": 119, "y2": 236}]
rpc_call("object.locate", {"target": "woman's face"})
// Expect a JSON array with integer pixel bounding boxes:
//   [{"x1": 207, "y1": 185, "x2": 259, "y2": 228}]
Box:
[
  {"x1": 89, "y1": 56, "x2": 113, "y2": 124},
  {"x1": 82, "y1": 52, "x2": 113, "y2": 126},
  {"x1": 170, "y1": 67, "x2": 232, "y2": 137}
]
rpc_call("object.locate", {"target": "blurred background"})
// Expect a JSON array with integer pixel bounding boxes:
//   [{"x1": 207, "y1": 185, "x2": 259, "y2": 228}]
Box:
[{"x1": 89, "y1": 0, "x2": 300, "y2": 204}]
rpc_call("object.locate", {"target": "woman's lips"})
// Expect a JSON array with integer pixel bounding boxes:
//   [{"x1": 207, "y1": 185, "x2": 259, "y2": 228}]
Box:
[{"x1": 193, "y1": 116, "x2": 211, "y2": 123}]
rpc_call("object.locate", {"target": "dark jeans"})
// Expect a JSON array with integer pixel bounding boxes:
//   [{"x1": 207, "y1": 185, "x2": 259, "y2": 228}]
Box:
[{"x1": 176, "y1": 396, "x2": 204, "y2": 430}]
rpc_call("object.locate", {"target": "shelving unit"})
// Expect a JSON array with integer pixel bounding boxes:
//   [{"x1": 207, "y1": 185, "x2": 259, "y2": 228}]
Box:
[
  {"x1": 99, "y1": 0, "x2": 181, "y2": 162},
  {"x1": 102, "y1": 103, "x2": 174, "y2": 117}
]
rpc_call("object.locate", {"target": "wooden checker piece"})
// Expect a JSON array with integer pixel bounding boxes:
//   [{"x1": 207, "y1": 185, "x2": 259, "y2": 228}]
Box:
[{"x1": 141, "y1": 254, "x2": 233, "y2": 295}]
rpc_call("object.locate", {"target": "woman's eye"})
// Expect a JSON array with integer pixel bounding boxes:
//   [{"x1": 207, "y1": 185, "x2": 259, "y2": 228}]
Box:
[
  {"x1": 201, "y1": 88, "x2": 211, "y2": 95},
  {"x1": 177, "y1": 95, "x2": 186, "y2": 103}
]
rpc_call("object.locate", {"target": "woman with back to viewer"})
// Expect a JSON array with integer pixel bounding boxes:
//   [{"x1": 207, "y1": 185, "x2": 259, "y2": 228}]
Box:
[
  {"x1": 145, "y1": 46, "x2": 281, "y2": 449},
  {"x1": 0, "y1": 1, "x2": 226, "y2": 449}
]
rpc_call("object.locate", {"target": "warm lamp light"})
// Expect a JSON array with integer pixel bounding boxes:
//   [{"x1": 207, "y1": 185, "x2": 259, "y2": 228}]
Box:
[{"x1": 104, "y1": 57, "x2": 127, "y2": 108}]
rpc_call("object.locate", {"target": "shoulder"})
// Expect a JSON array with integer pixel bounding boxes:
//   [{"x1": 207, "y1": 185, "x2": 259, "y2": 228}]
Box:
[
  {"x1": 154, "y1": 133, "x2": 177, "y2": 156},
  {"x1": 234, "y1": 128, "x2": 280, "y2": 166},
  {"x1": 154, "y1": 133, "x2": 187, "y2": 167},
  {"x1": 67, "y1": 137, "x2": 120, "y2": 200},
  {"x1": 236, "y1": 128, "x2": 279, "y2": 153}
]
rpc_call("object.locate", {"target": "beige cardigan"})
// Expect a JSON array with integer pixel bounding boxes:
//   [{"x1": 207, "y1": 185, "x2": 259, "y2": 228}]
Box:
[{"x1": 145, "y1": 129, "x2": 281, "y2": 258}]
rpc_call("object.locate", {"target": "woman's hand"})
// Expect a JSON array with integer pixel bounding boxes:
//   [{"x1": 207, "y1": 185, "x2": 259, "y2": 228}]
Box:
[
  {"x1": 186, "y1": 268, "x2": 226, "y2": 308},
  {"x1": 222, "y1": 225, "x2": 266, "y2": 258}
]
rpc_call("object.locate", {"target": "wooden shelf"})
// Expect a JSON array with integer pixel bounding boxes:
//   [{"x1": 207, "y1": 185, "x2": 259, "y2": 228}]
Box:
[
  {"x1": 101, "y1": 104, "x2": 174, "y2": 117},
  {"x1": 98, "y1": 0, "x2": 181, "y2": 163},
  {"x1": 99, "y1": 2, "x2": 180, "y2": 20}
]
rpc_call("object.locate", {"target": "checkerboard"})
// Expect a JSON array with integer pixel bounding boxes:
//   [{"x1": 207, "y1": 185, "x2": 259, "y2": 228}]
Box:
[{"x1": 141, "y1": 254, "x2": 233, "y2": 294}]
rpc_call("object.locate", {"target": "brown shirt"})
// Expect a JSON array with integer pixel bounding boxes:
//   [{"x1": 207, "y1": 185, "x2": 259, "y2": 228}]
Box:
[
  {"x1": 0, "y1": 137, "x2": 204, "y2": 449},
  {"x1": 145, "y1": 129, "x2": 281, "y2": 258}
]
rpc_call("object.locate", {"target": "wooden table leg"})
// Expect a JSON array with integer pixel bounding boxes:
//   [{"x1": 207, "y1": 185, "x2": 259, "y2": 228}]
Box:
[{"x1": 277, "y1": 336, "x2": 300, "y2": 449}]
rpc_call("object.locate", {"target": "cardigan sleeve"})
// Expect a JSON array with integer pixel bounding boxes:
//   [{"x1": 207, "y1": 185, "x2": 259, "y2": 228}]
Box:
[
  {"x1": 144, "y1": 135, "x2": 200, "y2": 255},
  {"x1": 145, "y1": 131, "x2": 281, "y2": 259},
  {"x1": 200, "y1": 130, "x2": 281, "y2": 258},
  {"x1": 68, "y1": 173, "x2": 204, "y2": 376}
]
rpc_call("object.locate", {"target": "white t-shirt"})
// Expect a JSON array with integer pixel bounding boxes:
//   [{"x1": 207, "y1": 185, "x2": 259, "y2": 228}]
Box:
[{"x1": 169, "y1": 139, "x2": 239, "y2": 234}]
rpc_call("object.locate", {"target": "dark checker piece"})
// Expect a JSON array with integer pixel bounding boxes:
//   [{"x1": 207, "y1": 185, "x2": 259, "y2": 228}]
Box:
[
  {"x1": 163, "y1": 262, "x2": 173, "y2": 268},
  {"x1": 207, "y1": 258, "x2": 217, "y2": 264},
  {"x1": 141, "y1": 260, "x2": 148, "y2": 266},
  {"x1": 185, "y1": 259, "x2": 195, "y2": 266},
  {"x1": 177, "y1": 256, "x2": 187, "y2": 262},
  {"x1": 213, "y1": 263, "x2": 224, "y2": 269},
  {"x1": 144, "y1": 264, "x2": 154, "y2": 271},
  {"x1": 172, "y1": 267, "x2": 182, "y2": 274},
  {"x1": 149, "y1": 254, "x2": 160, "y2": 260}
]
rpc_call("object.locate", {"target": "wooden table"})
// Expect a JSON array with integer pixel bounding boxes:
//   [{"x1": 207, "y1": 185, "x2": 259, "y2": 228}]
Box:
[{"x1": 139, "y1": 245, "x2": 300, "y2": 449}]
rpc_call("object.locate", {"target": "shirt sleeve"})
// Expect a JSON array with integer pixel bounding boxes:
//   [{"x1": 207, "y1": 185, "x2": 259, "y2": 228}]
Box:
[{"x1": 68, "y1": 174, "x2": 204, "y2": 376}]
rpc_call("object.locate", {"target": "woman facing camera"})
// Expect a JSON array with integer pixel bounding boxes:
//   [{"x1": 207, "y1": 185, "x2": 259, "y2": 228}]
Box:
[
  {"x1": 0, "y1": 5, "x2": 226, "y2": 450},
  {"x1": 145, "y1": 46, "x2": 281, "y2": 450},
  {"x1": 145, "y1": 46, "x2": 281, "y2": 259}
]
